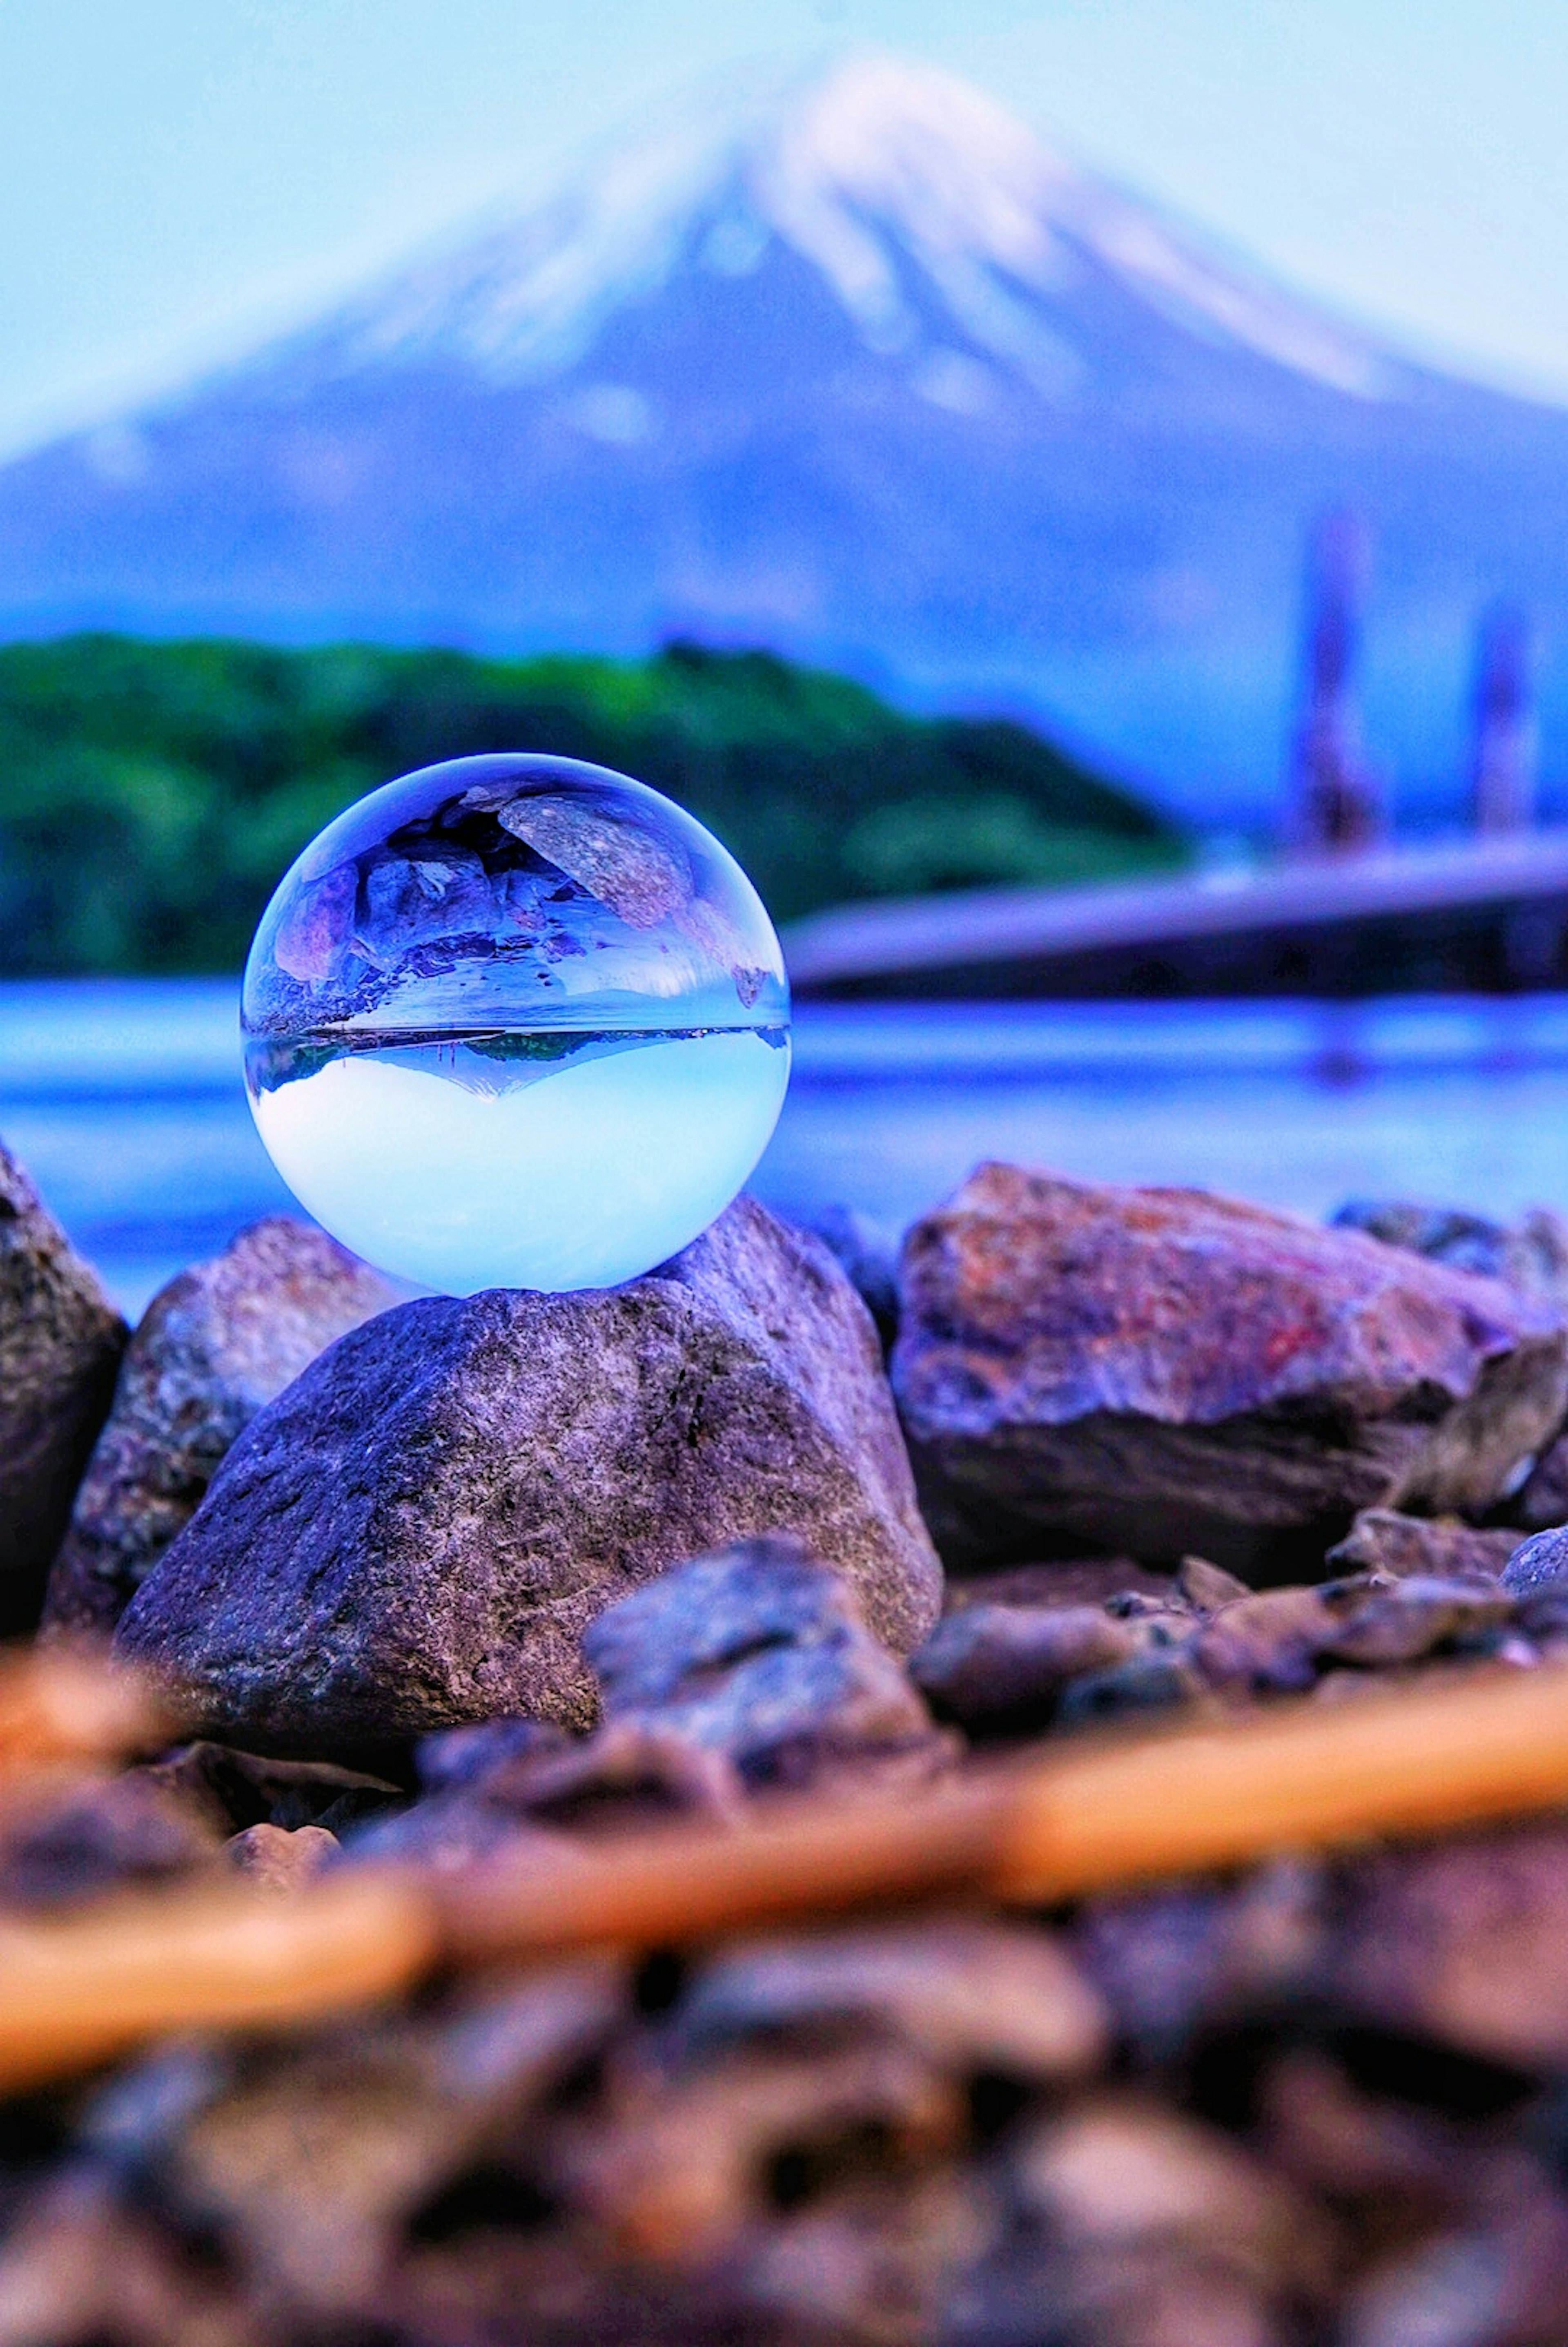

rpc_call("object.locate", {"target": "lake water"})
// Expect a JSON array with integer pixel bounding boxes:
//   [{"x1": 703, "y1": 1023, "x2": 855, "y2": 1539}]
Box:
[{"x1": 5, "y1": 977, "x2": 1568, "y2": 1316}]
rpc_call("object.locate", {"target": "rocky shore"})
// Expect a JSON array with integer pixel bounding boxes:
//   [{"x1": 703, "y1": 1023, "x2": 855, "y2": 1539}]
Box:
[{"x1": 8, "y1": 1134, "x2": 1568, "y2": 2343}]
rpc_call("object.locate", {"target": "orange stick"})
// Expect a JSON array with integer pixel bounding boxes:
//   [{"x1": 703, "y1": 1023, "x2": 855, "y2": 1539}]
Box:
[
  {"x1": 0, "y1": 1646, "x2": 174, "y2": 1794},
  {"x1": 4, "y1": 1662, "x2": 1568, "y2": 2093}
]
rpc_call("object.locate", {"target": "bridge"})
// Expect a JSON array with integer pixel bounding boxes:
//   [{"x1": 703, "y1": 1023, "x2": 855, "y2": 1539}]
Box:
[{"x1": 782, "y1": 828, "x2": 1568, "y2": 1000}]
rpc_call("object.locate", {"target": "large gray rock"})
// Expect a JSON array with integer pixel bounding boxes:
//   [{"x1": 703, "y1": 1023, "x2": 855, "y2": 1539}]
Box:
[
  {"x1": 42, "y1": 1217, "x2": 397, "y2": 1640},
  {"x1": 115, "y1": 1197, "x2": 941, "y2": 1749},
  {"x1": 894, "y1": 1164, "x2": 1568, "y2": 1577},
  {"x1": 0, "y1": 1138, "x2": 125, "y2": 1633}
]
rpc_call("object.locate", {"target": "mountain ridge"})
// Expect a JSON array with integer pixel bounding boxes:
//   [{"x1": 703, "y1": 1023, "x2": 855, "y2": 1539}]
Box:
[{"x1": 3, "y1": 52, "x2": 1567, "y2": 823}]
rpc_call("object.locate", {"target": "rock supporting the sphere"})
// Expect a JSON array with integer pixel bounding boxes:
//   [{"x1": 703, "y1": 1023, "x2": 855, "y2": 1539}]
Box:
[
  {"x1": 43, "y1": 1218, "x2": 399, "y2": 1640},
  {"x1": 0, "y1": 1138, "x2": 126, "y2": 1633},
  {"x1": 114, "y1": 1197, "x2": 941, "y2": 1748},
  {"x1": 893, "y1": 1164, "x2": 1568, "y2": 1576}
]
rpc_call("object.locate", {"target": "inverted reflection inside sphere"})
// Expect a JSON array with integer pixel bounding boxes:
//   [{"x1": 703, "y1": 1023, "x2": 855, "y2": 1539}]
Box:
[{"x1": 242, "y1": 755, "x2": 791, "y2": 1294}]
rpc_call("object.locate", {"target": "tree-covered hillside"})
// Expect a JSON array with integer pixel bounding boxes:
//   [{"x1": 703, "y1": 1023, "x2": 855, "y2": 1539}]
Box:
[{"x1": 0, "y1": 635, "x2": 1183, "y2": 974}]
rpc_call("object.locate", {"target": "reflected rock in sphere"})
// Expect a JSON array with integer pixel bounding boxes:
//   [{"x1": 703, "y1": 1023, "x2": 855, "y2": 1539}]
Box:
[{"x1": 242, "y1": 756, "x2": 791, "y2": 1294}]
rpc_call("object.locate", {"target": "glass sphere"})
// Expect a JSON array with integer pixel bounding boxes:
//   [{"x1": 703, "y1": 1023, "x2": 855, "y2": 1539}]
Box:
[{"x1": 241, "y1": 754, "x2": 791, "y2": 1294}]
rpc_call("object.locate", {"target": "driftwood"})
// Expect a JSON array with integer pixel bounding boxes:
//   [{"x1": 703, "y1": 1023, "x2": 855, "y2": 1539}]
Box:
[
  {"x1": 5, "y1": 1661, "x2": 1568, "y2": 2093},
  {"x1": 0, "y1": 1644, "x2": 174, "y2": 1797}
]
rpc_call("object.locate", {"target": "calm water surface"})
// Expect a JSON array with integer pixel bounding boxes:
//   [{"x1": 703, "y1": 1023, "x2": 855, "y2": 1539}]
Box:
[{"x1": 4, "y1": 979, "x2": 1567, "y2": 1315}]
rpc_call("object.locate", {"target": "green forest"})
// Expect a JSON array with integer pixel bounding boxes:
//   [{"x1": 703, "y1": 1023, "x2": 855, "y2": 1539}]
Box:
[{"x1": 0, "y1": 634, "x2": 1184, "y2": 974}]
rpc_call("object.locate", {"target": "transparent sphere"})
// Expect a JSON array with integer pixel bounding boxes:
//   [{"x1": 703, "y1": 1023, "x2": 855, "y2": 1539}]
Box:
[{"x1": 242, "y1": 754, "x2": 791, "y2": 1294}]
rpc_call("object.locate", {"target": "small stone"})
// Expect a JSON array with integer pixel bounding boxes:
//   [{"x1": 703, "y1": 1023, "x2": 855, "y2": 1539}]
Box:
[
  {"x1": 1332, "y1": 1198, "x2": 1568, "y2": 1315},
  {"x1": 132, "y1": 1965, "x2": 624, "y2": 2317},
  {"x1": 225, "y1": 1822, "x2": 339, "y2": 1892},
  {"x1": 0, "y1": 1136, "x2": 126, "y2": 1632},
  {"x1": 504, "y1": 1720, "x2": 747, "y2": 1834},
  {"x1": 0, "y1": 1771, "x2": 220, "y2": 1910},
  {"x1": 667, "y1": 1917, "x2": 1106, "y2": 2083},
  {"x1": 44, "y1": 1217, "x2": 398, "y2": 1639},
  {"x1": 894, "y1": 1163, "x2": 1568, "y2": 1576},
  {"x1": 1013, "y1": 2094, "x2": 1332, "y2": 2291},
  {"x1": 1177, "y1": 1555, "x2": 1253, "y2": 1612},
  {"x1": 911, "y1": 1603, "x2": 1141, "y2": 1732},
  {"x1": 584, "y1": 1535, "x2": 938, "y2": 1788},
  {"x1": 1330, "y1": 1818, "x2": 1568, "y2": 2067},
  {"x1": 1325, "y1": 1508, "x2": 1522, "y2": 1583},
  {"x1": 1502, "y1": 1522, "x2": 1568, "y2": 1599},
  {"x1": 414, "y1": 1716, "x2": 568, "y2": 1794},
  {"x1": 1320, "y1": 1575, "x2": 1517, "y2": 1668},
  {"x1": 1192, "y1": 1585, "x2": 1363, "y2": 1696},
  {"x1": 1057, "y1": 1652, "x2": 1200, "y2": 1728},
  {"x1": 116, "y1": 1199, "x2": 940, "y2": 1749}
]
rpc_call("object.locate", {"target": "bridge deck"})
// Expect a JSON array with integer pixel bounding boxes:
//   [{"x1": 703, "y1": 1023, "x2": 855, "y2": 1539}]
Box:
[{"x1": 783, "y1": 830, "x2": 1568, "y2": 998}]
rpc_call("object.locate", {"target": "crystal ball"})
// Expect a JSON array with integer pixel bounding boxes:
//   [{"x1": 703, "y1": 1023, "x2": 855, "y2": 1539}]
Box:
[{"x1": 241, "y1": 754, "x2": 791, "y2": 1294}]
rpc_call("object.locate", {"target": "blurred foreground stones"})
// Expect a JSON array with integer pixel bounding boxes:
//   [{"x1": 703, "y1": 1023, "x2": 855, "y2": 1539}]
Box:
[{"x1": 11, "y1": 1135, "x2": 1568, "y2": 2339}]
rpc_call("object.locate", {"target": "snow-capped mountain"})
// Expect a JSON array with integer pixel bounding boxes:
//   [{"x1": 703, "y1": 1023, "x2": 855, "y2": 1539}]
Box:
[{"x1": 4, "y1": 53, "x2": 1568, "y2": 820}]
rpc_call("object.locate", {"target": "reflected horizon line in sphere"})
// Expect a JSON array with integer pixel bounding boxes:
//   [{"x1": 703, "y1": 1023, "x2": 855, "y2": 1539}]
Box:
[{"x1": 241, "y1": 753, "x2": 791, "y2": 1294}]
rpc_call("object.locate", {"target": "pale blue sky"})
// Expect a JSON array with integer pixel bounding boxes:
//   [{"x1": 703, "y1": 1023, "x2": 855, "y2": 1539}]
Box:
[{"x1": 4, "y1": 0, "x2": 1568, "y2": 452}]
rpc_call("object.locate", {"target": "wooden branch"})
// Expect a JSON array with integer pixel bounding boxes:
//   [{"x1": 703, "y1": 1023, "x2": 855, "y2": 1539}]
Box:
[
  {"x1": 5, "y1": 1662, "x2": 1568, "y2": 2094},
  {"x1": 0, "y1": 1646, "x2": 174, "y2": 1795},
  {"x1": 0, "y1": 1874, "x2": 437, "y2": 2095},
  {"x1": 436, "y1": 1660, "x2": 1568, "y2": 1958}
]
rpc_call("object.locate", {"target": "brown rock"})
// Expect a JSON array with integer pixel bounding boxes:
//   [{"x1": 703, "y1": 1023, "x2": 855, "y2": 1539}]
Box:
[
  {"x1": 584, "y1": 1537, "x2": 939, "y2": 1789},
  {"x1": 1013, "y1": 2093, "x2": 1332, "y2": 2291},
  {"x1": 0, "y1": 2170, "x2": 254, "y2": 2347},
  {"x1": 155, "y1": 1966, "x2": 622, "y2": 2318},
  {"x1": 1319, "y1": 1574, "x2": 1517, "y2": 1667},
  {"x1": 571, "y1": 2036, "x2": 962, "y2": 2268},
  {"x1": 116, "y1": 1197, "x2": 941, "y2": 1749},
  {"x1": 1258, "y1": 2047, "x2": 1466, "y2": 2229},
  {"x1": 225, "y1": 1821, "x2": 339, "y2": 1892},
  {"x1": 1177, "y1": 1555, "x2": 1253, "y2": 1612},
  {"x1": 894, "y1": 1163, "x2": 1568, "y2": 1575},
  {"x1": 43, "y1": 1216, "x2": 397, "y2": 1640},
  {"x1": 1191, "y1": 1586, "x2": 1357, "y2": 1695},
  {"x1": 667, "y1": 1916, "x2": 1107, "y2": 2084},
  {"x1": 0, "y1": 1136, "x2": 125, "y2": 1632},
  {"x1": 1330, "y1": 1819, "x2": 1568, "y2": 2067},
  {"x1": 911, "y1": 1602, "x2": 1143, "y2": 1731},
  {"x1": 1325, "y1": 1507, "x2": 1522, "y2": 1582},
  {"x1": 497, "y1": 1720, "x2": 746, "y2": 1835}
]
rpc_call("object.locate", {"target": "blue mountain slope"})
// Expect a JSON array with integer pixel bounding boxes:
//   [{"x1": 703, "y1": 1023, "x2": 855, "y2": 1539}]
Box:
[{"x1": 4, "y1": 54, "x2": 1568, "y2": 822}]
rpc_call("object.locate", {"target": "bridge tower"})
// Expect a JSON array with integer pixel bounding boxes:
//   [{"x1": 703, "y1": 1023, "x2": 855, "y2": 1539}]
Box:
[
  {"x1": 1291, "y1": 511, "x2": 1382, "y2": 855},
  {"x1": 1472, "y1": 601, "x2": 1537, "y2": 835}
]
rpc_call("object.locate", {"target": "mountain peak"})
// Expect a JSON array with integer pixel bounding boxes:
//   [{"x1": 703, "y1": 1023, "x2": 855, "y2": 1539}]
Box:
[
  {"x1": 6, "y1": 48, "x2": 1552, "y2": 821},
  {"x1": 257, "y1": 49, "x2": 1393, "y2": 405}
]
